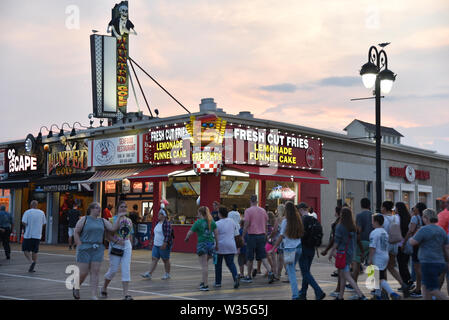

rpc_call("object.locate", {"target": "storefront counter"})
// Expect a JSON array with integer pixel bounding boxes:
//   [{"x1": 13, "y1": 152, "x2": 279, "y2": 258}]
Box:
[{"x1": 172, "y1": 224, "x2": 197, "y2": 253}]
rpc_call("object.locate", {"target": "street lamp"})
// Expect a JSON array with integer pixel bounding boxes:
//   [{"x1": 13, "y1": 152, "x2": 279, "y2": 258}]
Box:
[{"x1": 360, "y1": 45, "x2": 396, "y2": 213}]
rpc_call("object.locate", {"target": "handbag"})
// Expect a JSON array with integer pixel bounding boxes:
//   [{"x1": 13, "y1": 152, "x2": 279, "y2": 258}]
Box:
[
  {"x1": 335, "y1": 235, "x2": 351, "y2": 269},
  {"x1": 110, "y1": 241, "x2": 124, "y2": 256},
  {"x1": 283, "y1": 247, "x2": 297, "y2": 264}
]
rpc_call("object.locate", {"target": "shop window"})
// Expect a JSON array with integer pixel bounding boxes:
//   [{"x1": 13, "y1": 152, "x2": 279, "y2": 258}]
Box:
[
  {"x1": 402, "y1": 191, "x2": 411, "y2": 210},
  {"x1": 419, "y1": 192, "x2": 428, "y2": 206},
  {"x1": 265, "y1": 180, "x2": 296, "y2": 212},
  {"x1": 385, "y1": 190, "x2": 395, "y2": 202},
  {"x1": 142, "y1": 201, "x2": 153, "y2": 221},
  {"x1": 2, "y1": 189, "x2": 10, "y2": 197},
  {"x1": 337, "y1": 179, "x2": 343, "y2": 204},
  {"x1": 145, "y1": 182, "x2": 153, "y2": 193},
  {"x1": 132, "y1": 182, "x2": 143, "y2": 193},
  {"x1": 105, "y1": 181, "x2": 116, "y2": 193}
]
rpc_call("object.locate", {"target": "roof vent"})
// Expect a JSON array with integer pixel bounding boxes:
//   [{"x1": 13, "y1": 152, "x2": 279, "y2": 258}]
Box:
[
  {"x1": 238, "y1": 111, "x2": 253, "y2": 119},
  {"x1": 199, "y1": 98, "x2": 217, "y2": 112}
]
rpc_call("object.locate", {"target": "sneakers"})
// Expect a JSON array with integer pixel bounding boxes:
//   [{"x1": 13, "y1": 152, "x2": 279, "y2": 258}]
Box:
[
  {"x1": 357, "y1": 295, "x2": 368, "y2": 300},
  {"x1": 345, "y1": 284, "x2": 355, "y2": 292},
  {"x1": 214, "y1": 283, "x2": 222, "y2": 288},
  {"x1": 316, "y1": 292, "x2": 326, "y2": 301},
  {"x1": 140, "y1": 272, "x2": 152, "y2": 279},
  {"x1": 241, "y1": 276, "x2": 253, "y2": 283},
  {"x1": 410, "y1": 290, "x2": 423, "y2": 298},
  {"x1": 331, "y1": 271, "x2": 339, "y2": 277},
  {"x1": 234, "y1": 277, "x2": 240, "y2": 289},
  {"x1": 252, "y1": 269, "x2": 258, "y2": 278},
  {"x1": 199, "y1": 283, "x2": 209, "y2": 291},
  {"x1": 268, "y1": 272, "x2": 274, "y2": 284},
  {"x1": 349, "y1": 294, "x2": 360, "y2": 300},
  {"x1": 329, "y1": 291, "x2": 339, "y2": 298},
  {"x1": 401, "y1": 284, "x2": 410, "y2": 298},
  {"x1": 161, "y1": 273, "x2": 171, "y2": 280},
  {"x1": 123, "y1": 295, "x2": 133, "y2": 300},
  {"x1": 28, "y1": 262, "x2": 36, "y2": 273},
  {"x1": 390, "y1": 293, "x2": 402, "y2": 300}
]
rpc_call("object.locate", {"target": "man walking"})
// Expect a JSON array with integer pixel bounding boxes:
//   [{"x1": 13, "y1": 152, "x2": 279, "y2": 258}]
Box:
[
  {"x1": 67, "y1": 204, "x2": 80, "y2": 250},
  {"x1": 21, "y1": 200, "x2": 46, "y2": 272},
  {"x1": 242, "y1": 195, "x2": 274, "y2": 284},
  {"x1": 297, "y1": 202, "x2": 326, "y2": 300},
  {"x1": 0, "y1": 205, "x2": 13, "y2": 260}
]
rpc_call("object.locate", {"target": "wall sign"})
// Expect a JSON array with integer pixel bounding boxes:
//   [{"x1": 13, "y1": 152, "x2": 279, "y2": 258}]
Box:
[
  {"x1": 48, "y1": 139, "x2": 88, "y2": 176},
  {"x1": 389, "y1": 166, "x2": 430, "y2": 181},
  {"x1": 8, "y1": 148, "x2": 37, "y2": 173},
  {"x1": 89, "y1": 135, "x2": 138, "y2": 166}
]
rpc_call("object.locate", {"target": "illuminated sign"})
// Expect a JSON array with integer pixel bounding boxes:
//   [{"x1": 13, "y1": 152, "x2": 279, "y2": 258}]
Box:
[
  {"x1": 389, "y1": 166, "x2": 430, "y2": 181},
  {"x1": 8, "y1": 149, "x2": 37, "y2": 173},
  {"x1": 89, "y1": 135, "x2": 138, "y2": 166}
]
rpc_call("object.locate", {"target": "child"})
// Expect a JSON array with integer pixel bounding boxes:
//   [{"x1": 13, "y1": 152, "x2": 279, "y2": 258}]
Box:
[
  {"x1": 368, "y1": 214, "x2": 401, "y2": 300},
  {"x1": 238, "y1": 220, "x2": 248, "y2": 278}
]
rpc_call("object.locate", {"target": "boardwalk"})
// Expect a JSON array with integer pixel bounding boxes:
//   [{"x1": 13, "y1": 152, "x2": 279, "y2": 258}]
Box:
[{"x1": 0, "y1": 243, "x2": 437, "y2": 300}]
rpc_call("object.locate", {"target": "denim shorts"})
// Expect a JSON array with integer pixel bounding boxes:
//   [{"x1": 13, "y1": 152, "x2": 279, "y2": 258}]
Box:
[
  {"x1": 421, "y1": 263, "x2": 447, "y2": 291},
  {"x1": 246, "y1": 234, "x2": 267, "y2": 261},
  {"x1": 197, "y1": 241, "x2": 215, "y2": 256},
  {"x1": 152, "y1": 245, "x2": 172, "y2": 260},
  {"x1": 76, "y1": 244, "x2": 105, "y2": 263},
  {"x1": 342, "y1": 264, "x2": 351, "y2": 272}
]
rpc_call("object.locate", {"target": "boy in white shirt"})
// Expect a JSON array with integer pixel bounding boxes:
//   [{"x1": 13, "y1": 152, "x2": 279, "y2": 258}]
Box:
[{"x1": 368, "y1": 214, "x2": 401, "y2": 300}]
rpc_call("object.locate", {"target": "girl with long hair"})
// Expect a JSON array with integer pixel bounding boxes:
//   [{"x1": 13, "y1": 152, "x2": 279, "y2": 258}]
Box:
[
  {"x1": 73, "y1": 202, "x2": 127, "y2": 300},
  {"x1": 404, "y1": 202, "x2": 426, "y2": 297},
  {"x1": 395, "y1": 202, "x2": 412, "y2": 289},
  {"x1": 101, "y1": 201, "x2": 134, "y2": 300},
  {"x1": 185, "y1": 206, "x2": 219, "y2": 291},
  {"x1": 270, "y1": 201, "x2": 304, "y2": 299},
  {"x1": 329, "y1": 207, "x2": 367, "y2": 300}
]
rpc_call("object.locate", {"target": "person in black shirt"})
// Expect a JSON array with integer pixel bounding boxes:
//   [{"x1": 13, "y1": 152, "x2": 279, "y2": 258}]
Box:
[
  {"x1": 67, "y1": 204, "x2": 81, "y2": 250},
  {"x1": 211, "y1": 201, "x2": 220, "y2": 222},
  {"x1": 129, "y1": 204, "x2": 139, "y2": 249}
]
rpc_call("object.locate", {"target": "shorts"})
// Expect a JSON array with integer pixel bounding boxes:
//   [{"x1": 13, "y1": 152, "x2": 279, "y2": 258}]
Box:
[
  {"x1": 246, "y1": 234, "x2": 267, "y2": 261},
  {"x1": 197, "y1": 241, "x2": 215, "y2": 256},
  {"x1": 388, "y1": 243, "x2": 399, "y2": 255},
  {"x1": 152, "y1": 244, "x2": 172, "y2": 260},
  {"x1": 22, "y1": 238, "x2": 40, "y2": 253},
  {"x1": 353, "y1": 240, "x2": 369, "y2": 263},
  {"x1": 265, "y1": 243, "x2": 275, "y2": 253},
  {"x1": 342, "y1": 264, "x2": 351, "y2": 272},
  {"x1": 68, "y1": 228, "x2": 75, "y2": 237},
  {"x1": 76, "y1": 244, "x2": 105, "y2": 263},
  {"x1": 238, "y1": 253, "x2": 247, "y2": 267},
  {"x1": 421, "y1": 263, "x2": 447, "y2": 291}
]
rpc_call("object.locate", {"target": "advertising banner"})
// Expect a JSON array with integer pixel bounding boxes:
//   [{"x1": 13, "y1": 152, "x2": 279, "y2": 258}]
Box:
[{"x1": 89, "y1": 135, "x2": 138, "y2": 167}]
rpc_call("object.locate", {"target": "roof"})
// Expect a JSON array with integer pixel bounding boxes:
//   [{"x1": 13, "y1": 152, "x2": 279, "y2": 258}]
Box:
[{"x1": 344, "y1": 119, "x2": 404, "y2": 137}]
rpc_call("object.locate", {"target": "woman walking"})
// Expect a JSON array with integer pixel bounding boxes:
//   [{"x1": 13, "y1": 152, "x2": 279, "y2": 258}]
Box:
[
  {"x1": 403, "y1": 202, "x2": 426, "y2": 298},
  {"x1": 101, "y1": 201, "x2": 134, "y2": 300},
  {"x1": 269, "y1": 201, "x2": 304, "y2": 300},
  {"x1": 274, "y1": 204, "x2": 286, "y2": 280},
  {"x1": 214, "y1": 206, "x2": 240, "y2": 289},
  {"x1": 395, "y1": 202, "x2": 413, "y2": 290},
  {"x1": 410, "y1": 209, "x2": 449, "y2": 300},
  {"x1": 264, "y1": 211, "x2": 278, "y2": 278},
  {"x1": 329, "y1": 207, "x2": 368, "y2": 300},
  {"x1": 141, "y1": 206, "x2": 174, "y2": 281},
  {"x1": 185, "y1": 206, "x2": 219, "y2": 291},
  {"x1": 73, "y1": 202, "x2": 126, "y2": 300}
]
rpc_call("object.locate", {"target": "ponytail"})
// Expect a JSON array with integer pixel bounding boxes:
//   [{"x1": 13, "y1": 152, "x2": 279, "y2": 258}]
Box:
[{"x1": 198, "y1": 206, "x2": 213, "y2": 230}]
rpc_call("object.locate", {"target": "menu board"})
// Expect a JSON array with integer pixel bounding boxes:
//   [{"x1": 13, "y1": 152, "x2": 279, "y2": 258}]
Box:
[
  {"x1": 173, "y1": 182, "x2": 196, "y2": 196},
  {"x1": 228, "y1": 181, "x2": 249, "y2": 196},
  {"x1": 220, "y1": 181, "x2": 233, "y2": 194}
]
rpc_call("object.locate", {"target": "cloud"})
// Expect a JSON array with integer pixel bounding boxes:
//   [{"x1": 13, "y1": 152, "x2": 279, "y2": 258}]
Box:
[
  {"x1": 388, "y1": 93, "x2": 449, "y2": 101},
  {"x1": 315, "y1": 76, "x2": 360, "y2": 87},
  {"x1": 259, "y1": 83, "x2": 297, "y2": 93}
]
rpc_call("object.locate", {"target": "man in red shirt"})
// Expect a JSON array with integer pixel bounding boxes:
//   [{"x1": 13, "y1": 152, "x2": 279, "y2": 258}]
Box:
[
  {"x1": 437, "y1": 198, "x2": 449, "y2": 234},
  {"x1": 102, "y1": 204, "x2": 113, "y2": 220}
]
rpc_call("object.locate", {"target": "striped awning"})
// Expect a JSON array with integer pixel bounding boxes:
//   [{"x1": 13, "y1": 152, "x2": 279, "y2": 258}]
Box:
[{"x1": 71, "y1": 168, "x2": 146, "y2": 183}]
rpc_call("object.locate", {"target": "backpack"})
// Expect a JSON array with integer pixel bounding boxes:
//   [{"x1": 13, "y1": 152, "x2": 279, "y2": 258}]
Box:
[
  {"x1": 302, "y1": 216, "x2": 323, "y2": 248},
  {"x1": 386, "y1": 215, "x2": 403, "y2": 244}
]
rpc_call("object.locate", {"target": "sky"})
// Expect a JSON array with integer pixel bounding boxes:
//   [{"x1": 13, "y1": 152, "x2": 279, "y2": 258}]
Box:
[{"x1": 2, "y1": 0, "x2": 449, "y2": 155}]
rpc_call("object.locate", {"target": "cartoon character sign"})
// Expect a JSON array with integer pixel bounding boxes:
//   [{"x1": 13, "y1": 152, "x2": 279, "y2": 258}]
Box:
[{"x1": 107, "y1": 1, "x2": 137, "y2": 40}]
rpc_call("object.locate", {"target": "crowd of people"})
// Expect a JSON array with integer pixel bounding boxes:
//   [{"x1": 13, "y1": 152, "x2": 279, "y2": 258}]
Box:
[{"x1": 1, "y1": 195, "x2": 449, "y2": 301}]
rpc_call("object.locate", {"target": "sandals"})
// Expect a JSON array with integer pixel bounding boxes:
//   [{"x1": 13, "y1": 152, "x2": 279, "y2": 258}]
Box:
[{"x1": 72, "y1": 288, "x2": 80, "y2": 300}]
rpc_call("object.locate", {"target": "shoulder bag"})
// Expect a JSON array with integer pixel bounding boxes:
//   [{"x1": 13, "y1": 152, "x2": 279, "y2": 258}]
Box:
[
  {"x1": 335, "y1": 234, "x2": 351, "y2": 269},
  {"x1": 388, "y1": 215, "x2": 403, "y2": 244}
]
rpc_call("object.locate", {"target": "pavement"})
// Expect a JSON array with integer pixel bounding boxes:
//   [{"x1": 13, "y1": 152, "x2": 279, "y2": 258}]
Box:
[{"x1": 0, "y1": 243, "x2": 440, "y2": 300}]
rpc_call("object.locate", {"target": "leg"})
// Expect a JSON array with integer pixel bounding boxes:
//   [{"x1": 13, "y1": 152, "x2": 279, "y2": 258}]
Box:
[
  {"x1": 215, "y1": 254, "x2": 224, "y2": 285},
  {"x1": 300, "y1": 247, "x2": 324, "y2": 298},
  {"x1": 162, "y1": 258, "x2": 171, "y2": 275},
  {"x1": 120, "y1": 245, "x2": 132, "y2": 297},
  {"x1": 397, "y1": 249, "x2": 411, "y2": 285},
  {"x1": 386, "y1": 253, "x2": 405, "y2": 286},
  {"x1": 276, "y1": 252, "x2": 284, "y2": 278},
  {"x1": 285, "y1": 260, "x2": 299, "y2": 299},
  {"x1": 342, "y1": 270, "x2": 364, "y2": 297},
  {"x1": 78, "y1": 262, "x2": 90, "y2": 288},
  {"x1": 257, "y1": 260, "x2": 262, "y2": 273},
  {"x1": 414, "y1": 262, "x2": 422, "y2": 292},
  {"x1": 224, "y1": 254, "x2": 238, "y2": 281},
  {"x1": 149, "y1": 257, "x2": 159, "y2": 275},
  {"x1": 422, "y1": 285, "x2": 431, "y2": 300},
  {"x1": 103, "y1": 253, "x2": 121, "y2": 295},
  {"x1": 338, "y1": 269, "x2": 346, "y2": 299},
  {"x1": 199, "y1": 254, "x2": 209, "y2": 286},
  {"x1": 352, "y1": 261, "x2": 360, "y2": 283},
  {"x1": 23, "y1": 251, "x2": 32, "y2": 263},
  {"x1": 90, "y1": 262, "x2": 102, "y2": 299}
]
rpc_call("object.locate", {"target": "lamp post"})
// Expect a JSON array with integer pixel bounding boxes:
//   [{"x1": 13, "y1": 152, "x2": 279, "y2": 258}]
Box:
[{"x1": 360, "y1": 45, "x2": 396, "y2": 213}]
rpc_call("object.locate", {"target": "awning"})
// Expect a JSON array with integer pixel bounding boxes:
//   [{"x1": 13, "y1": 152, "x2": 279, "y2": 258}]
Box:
[
  {"x1": 0, "y1": 179, "x2": 31, "y2": 189},
  {"x1": 226, "y1": 164, "x2": 329, "y2": 184},
  {"x1": 128, "y1": 164, "x2": 192, "y2": 181},
  {"x1": 71, "y1": 168, "x2": 146, "y2": 183},
  {"x1": 35, "y1": 173, "x2": 95, "y2": 186}
]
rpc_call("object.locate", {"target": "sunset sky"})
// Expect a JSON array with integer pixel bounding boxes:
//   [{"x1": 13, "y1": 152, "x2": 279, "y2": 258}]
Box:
[{"x1": 2, "y1": 0, "x2": 449, "y2": 154}]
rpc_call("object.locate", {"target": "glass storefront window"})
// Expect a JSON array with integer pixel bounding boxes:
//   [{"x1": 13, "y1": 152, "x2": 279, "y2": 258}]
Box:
[
  {"x1": 165, "y1": 176, "x2": 201, "y2": 225},
  {"x1": 402, "y1": 191, "x2": 410, "y2": 210},
  {"x1": 419, "y1": 192, "x2": 428, "y2": 206},
  {"x1": 337, "y1": 179, "x2": 343, "y2": 204},
  {"x1": 265, "y1": 180, "x2": 296, "y2": 212},
  {"x1": 385, "y1": 190, "x2": 395, "y2": 202}
]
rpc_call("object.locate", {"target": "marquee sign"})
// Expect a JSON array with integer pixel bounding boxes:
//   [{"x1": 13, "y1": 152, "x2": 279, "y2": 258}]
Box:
[
  {"x1": 89, "y1": 135, "x2": 139, "y2": 167},
  {"x1": 48, "y1": 139, "x2": 88, "y2": 176},
  {"x1": 142, "y1": 118, "x2": 323, "y2": 172},
  {"x1": 7, "y1": 148, "x2": 37, "y2": 173}
]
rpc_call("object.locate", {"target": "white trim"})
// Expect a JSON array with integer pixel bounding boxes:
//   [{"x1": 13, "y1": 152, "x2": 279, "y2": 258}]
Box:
[
  {"x1": 400, "y1": 183, "x2": 415, "y2": 192},
  {"x1": 418, "y1": 185, "x2": 432, "y2": 193},
  {"x1": 161, "y1": 181, "x2": 166, "y2": 200},
  {"x1": 384, "y1": 182, "x2": 400, "y2": 191}
]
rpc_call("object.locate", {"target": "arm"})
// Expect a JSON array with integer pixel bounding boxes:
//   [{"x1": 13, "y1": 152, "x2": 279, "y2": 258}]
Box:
[
  {"x1": 103, "y1": 212, "x2": 127, "y2": 232},
  {"x1": 161, "y1": 222, "x2": 172, "y2": 250},
  {"x1": 185, "y1": 228, "x2": 194, "y2": 242},
  {"x1": 269, "y1": 234, "x2": 284, "y2": 254},
  {"x1": 73, "y1": 217, "x2": 86, "y2": 246},
  {"x1": 242, "y1": 218, "x2": 250, "y2": 239},
  {"x1": 409, "y1": 238, "x2": 419, "y2": 246},
  {"x1": 368, "y1": 247, "x2": 375, "y2": 265},
  {"x1": 403, "y1": 222, "x2": 417, "y2": 244},
  {"x1": 328, "y1": 242, "x2": 338, "y2": 261}
]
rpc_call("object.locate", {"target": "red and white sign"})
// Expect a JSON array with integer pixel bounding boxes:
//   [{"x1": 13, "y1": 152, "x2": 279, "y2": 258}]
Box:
[
  {"x1": 89, "y1": 135, "x2": 139, "y2": 167},
  {"x1": 389, "y1": 166, "x2": 430, "y2": 181}
]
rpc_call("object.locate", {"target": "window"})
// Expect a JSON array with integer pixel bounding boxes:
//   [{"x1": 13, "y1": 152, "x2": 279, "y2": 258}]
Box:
[
  {"x1": 337, "y1": 179, "x2": 343, "y2": 204},
  {"x1": 104, "y1": 181, "x2": 116, "y2": 193},
  {"x1": 385, "y1": 190, "x2": 395, "y2": 202},
  {"x1": 419, "y1": 192, "x2": 428, "y2": 206},
  {"x1": 402, "y1": 191, "x2": 411, "y2": 210}
]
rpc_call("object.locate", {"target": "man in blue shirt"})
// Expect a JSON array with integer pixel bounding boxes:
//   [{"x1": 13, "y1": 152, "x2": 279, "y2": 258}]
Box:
[{"x1": 0, "y1": 205, "x2": 13, "y2": 260}]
